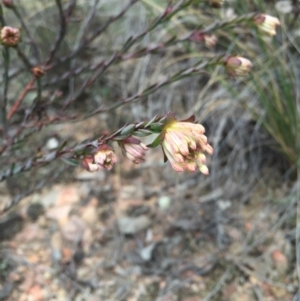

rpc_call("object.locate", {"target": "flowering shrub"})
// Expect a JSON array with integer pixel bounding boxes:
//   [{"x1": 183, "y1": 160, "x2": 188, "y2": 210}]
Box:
[{"x1": 0, "y1": 0, "x2": 281, "y2": 213}]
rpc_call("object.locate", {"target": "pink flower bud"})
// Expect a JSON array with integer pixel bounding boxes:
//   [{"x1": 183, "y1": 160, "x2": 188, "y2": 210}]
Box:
[
  {"x1": 1, "y1": 26, "x2": 20, "y2": 46},
  {"x1": 31, "y1": 66, "x2": 45, "y2": 78},
  {"x1": 209, "y1": 0, "x2": 224, "y2": 8},
  {"x1": 2, "y1": 0, "x2": 14, "y2": 8},
  {"x1": 94, "y1": 144, "x2": 117, "y2": 170},
  {"x1": 190, "y1": 31, "x2": 217, "y2": 48},
  {"x1": 253, "y1": 14, "x2": 280, "y2": 37},
  {"x1": 225, "y1": 56, "x2": 252, "y2": 77},
  {"x1": 120, "y1": 137, "x2": 148, "y2": 164},
  {"x1": 161, "y1": 113, "x2": 213, "y2": 175}
]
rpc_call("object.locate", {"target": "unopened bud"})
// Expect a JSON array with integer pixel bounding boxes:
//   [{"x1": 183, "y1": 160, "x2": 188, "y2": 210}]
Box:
[
  {"x1": 209, "y1": 0, "x2": 224, "y2": 8},
  {"x1": 2, "y1": 0, "x2": 14, "y2": 8},
  {"x1": 120, "y1": 136, "x2": 148, "y2": 164},
  {"x1": 31, "y1": 66, "x2": 45, "y2": 78},
  {"x1": 190, "y1": 31, "x2": 217, "y2": 48},
  {"x1": 1, "y1": 26, "x2": 20, "y2": 46},
  {"x1": 225, "y1": 56, "x2": 252, "y2": 77},
  {"x1": 203, "y1": 33, "x2": 217, "y2": 48},
  {"x1": 253, "y1": 14, "x2": 280, "y2": 37}
]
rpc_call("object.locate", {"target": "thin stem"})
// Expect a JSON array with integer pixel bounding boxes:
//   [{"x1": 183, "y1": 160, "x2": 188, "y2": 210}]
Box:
[
  {"x1": 1, "y1": 47, "x2": 10, "y2": 133},
  {"x1": 12, "y1": 6, "x2": 41, "y2": 63},
  {"x1": 7, "y1": 78, "x2": 35, "y2": 120},
  {"x1": 45, "y1": 0, "x2": 138, "y2": 70},
  {"x1": 0, "y1": 4, "x2": 7, "y2": 133},
  {"x1": 45, "y1": 0, "x2": 68, "y2": 65},
  {"x1": 36, "y1": 78, "x2": 42, "y2": 104},
  {"x1": 14, "y1": 45, "x2": 32, "y2": 69}
]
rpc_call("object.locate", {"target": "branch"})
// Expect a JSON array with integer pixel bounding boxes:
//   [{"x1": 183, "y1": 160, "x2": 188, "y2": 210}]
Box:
[
  {"x1": 11, "y1": 5, "x2": 41, "y2": 62},
  {"x1": 45, "y1": 0, "x2": 138, "y2": 70},
  {"x1": 45, "y1": 0, "x2": 67, "y2": 65},
  {"x1": 7, "y1": 78, "x2": 35, "y2": 120},
  {"x1": 1, "y1": 47, "x2": 10, "y2": 133},
  {"x1": 14, "y1": 45, "x2": 33, "y2": 69}
]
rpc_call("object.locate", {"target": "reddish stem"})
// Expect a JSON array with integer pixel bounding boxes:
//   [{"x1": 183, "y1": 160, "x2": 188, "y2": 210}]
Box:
[{"x1": 7, "y1": 78, "x2": 35, "y2": 120}]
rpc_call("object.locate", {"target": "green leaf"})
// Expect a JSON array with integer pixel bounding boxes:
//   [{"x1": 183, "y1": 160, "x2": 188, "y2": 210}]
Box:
[
  {"x1": 147, "y1": 134, "x2": 162, "y2": 148},
  {"x1": 113, "y1": 134, "x2": 130, "y2": 141},
  {"x1": 120, "y1": 124, "x2": 136, "y2": 135},
  {"x1": 145, "y1": 115, "x2": 158, "y2": 127},
  {"x1": 57, "y1": 140, "x2": 67, "y2": 152},
  {"x1": 150, "y1": 122, "x2": 163, "y2": 133},
  {"x1": 133, "y1": 129, "x2": 152, "y2": 137},
  {"x1": 61, "y1": 157, "x2": 79, "y2": 166}
]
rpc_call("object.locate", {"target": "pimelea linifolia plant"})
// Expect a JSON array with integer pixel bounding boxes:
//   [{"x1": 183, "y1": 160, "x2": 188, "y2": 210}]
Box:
[{"x1": 0, "y1": 0, "x2": 280, "y2": 213}]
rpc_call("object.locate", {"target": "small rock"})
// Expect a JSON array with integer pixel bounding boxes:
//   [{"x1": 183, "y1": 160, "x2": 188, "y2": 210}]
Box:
[
  {"x1": 117, "y1": 215, "x2": 151, "y2": 234},
  {"x1": 217, "y1": 199, "x2": 231, "y2": 211},
  {"x1": 46, "y1": 137, "x2": 59, "y2": 150},
  {"x1": 140, "y1": 243, "x2": 156, "y2": 261},
  {"x1": 158, "y1": 196, "x2": 171, "y2": 210},
  {"x1": 41, "y1": 187, "x2": 61, "y2": 208},
  {"x1": 61, "y1": 215, "x2": 86, "y2": 243},
  {"x1": 47, "y1": 205, "x2": 72, "y2": 226}
]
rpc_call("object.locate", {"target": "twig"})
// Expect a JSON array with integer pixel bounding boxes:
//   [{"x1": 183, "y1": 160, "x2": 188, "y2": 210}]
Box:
[
  {"x1": 0, "y1": 4, "x2": 8, "y2": 133},
  {"x1": 75, "y1": 0, "x2": 100, "y2": 47},
  {"x1": 14, "y1": 45, "x2": 33, "y2": 70},
  {"x1": 7, "y1": 78, "x2": 35, "y2": 120},
  {"x1": 1, "y1": 47, "x2": 10, "y2": 133},
  {"x1": 45, "y1": 0, "x2": 68, "y2": 65},
  {"x1": 296, "y1": 168, "x2": 300, "y2": 292},
  {"x1": 45, "y1": 0, "x2": 138, "y2": 71},
  {"x1": 11, "y1": 5, "x2": 40, "y2": 62},
  {"x1": 65, "y1": 0, "x2": 77, "y2": 18},
  {"x1": 83, "y1": 55, "x2": 224, "y2": 118},
  {"x1": 0, "y1": 113, "x2": 167, "y2": 182}
]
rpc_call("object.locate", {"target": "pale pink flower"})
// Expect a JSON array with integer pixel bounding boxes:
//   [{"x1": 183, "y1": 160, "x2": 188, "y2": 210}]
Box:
[
  {"x1": 190, "y1": 31, "x2": 217, "y2": 48},
  {"x1": 1, "y1": 26, "x2": 20, "y2": 46},
  {"x1": 94, "y1": 144, "x2": 117, "y2": 170},
  {"x1": 161, "y1": 113, "x2": 213, "y2": 174},
  {"x1": 253, "y1": 14, "x2": 280, "y2": 37},
  {"x1": 82, "y1": 156, "x2": 99, "y2": 172},
  {"x1": 225, "y1": 56, "x2": 252, "y2": 77},
  {"x1": 120, "y1": 137, "x2": 148, "y2": 164},
  {"x1": 203, "y1": 34, "x2": 217, "y2": 48}
]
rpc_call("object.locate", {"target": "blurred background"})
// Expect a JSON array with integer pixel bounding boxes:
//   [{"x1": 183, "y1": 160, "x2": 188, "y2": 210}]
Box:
[{"x1": 0, "y1": 0, "x2": 299, "y2": 300}]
